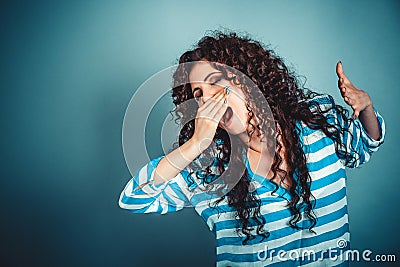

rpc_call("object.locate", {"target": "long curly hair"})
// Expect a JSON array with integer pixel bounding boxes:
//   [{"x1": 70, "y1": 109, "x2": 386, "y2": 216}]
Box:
[{"x1": 170, "y1": 30, "x2": 357, "y2": 245}]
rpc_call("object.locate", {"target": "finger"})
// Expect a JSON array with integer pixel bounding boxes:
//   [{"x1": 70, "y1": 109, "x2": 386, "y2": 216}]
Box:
[
  {"x1": 202, "y1": 89, "x2": 224, "y2": 104},
  {"x1": 340, "y1": 87, "x2": 346, "y2": 97},
  {"x1": 209, "y1": 94, "x2": 228, "y2": 118},
  {"x1": 339, "y1": 80, "x2": 346, "y2": 89},
  {"x1": 202, "y1": 92, "x2": 225, "y2": 115},
  {"x1": 344, "y1": 96, "x2": 354, "y2": 106},
  {"x1": 335, "y1": 61, "x2": 344, "y2": 79},
  {"x1": 212, "y1": 100, "x2": 228, "y2": 121},
  {"x1": 335, "y1": 61, "x2": 350, "y2": 83},
  {"x1": 338, "y1": 77, "x2": 345, "y2": 88},
  {"x1": 223, "y1": 93, "x2": 229, "y2": 105},
  {"x1": 199, "y1": 90, "x2": 224, "y2": 110},
  {"x1": 352, "y1": 110, "x2": 360, "y2": 119},
  {"x1": 345, "y1": 91, "x2": 354, "y2": 100}
]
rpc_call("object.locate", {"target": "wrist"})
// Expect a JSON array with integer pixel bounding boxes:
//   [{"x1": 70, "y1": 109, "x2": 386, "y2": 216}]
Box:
[
  {"x1": 188, "y1": 136, "x2": 212, "y2": 154},
  {"x1": 360, "y1": 92, "x2": 373, "y2": 113},
  {"x1": 189, "y1": 135, "x2": 200, "y2": 146},
  {"x1": 361, "y1": 103, "x2": 374, "y2": 114},
  {"x1": 185, "y1": 137, "x2": 204, "y2": 158}
]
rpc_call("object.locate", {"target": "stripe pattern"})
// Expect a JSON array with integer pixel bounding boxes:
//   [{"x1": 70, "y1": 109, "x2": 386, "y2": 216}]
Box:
[{"x1": 119, "y1": 94, "x2": 385, "y2": 266}]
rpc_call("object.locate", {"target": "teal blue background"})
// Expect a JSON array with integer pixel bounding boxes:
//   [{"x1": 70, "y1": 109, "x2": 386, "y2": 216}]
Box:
[{"x1": 1, "y1": 0, "x2": 398, "y2": 266}]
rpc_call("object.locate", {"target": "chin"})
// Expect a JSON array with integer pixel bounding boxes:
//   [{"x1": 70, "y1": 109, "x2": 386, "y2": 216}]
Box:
[
  {"x1": 227, "y1": 129, "x2": 243, "y2": 136},
  {"x1": 218, "y1": 116, "x2": 247, "y2": 136},
  {"x1": 225, "y1": 124, "x2": 247, "y2": 136}
]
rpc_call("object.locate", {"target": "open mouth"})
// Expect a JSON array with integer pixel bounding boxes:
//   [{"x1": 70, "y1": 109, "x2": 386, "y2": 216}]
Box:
[{"x1": 221, "y1": 106, "x2": 233, "y2": 127}]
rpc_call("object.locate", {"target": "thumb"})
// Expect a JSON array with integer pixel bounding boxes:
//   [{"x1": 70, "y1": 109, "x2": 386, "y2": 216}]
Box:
[
  {"x1": 336, "y1": 61, "x2": 345, "y2": 79},
  {"x1": 352, "y1": 110, "x2": 360, "y2": 120}
]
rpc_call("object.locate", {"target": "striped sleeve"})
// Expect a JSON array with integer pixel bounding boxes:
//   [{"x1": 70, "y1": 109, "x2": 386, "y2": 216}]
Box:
[
  {"x1": 118, "y1": 156, "x2": 193, "y2": 214},
  {"x1": 309, "y1": 94, "x2": 385, "y2": 168}
]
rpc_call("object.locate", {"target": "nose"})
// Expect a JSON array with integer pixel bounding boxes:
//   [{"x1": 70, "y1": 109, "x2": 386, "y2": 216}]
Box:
[{"x1": 195, "y1": 86, "x2": 225, "y2": 105}]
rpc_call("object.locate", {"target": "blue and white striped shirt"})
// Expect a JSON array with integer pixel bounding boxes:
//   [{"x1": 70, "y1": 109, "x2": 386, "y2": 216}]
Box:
[{"x1": 119, "y1": 94, "x2": 385, "y2": 266}]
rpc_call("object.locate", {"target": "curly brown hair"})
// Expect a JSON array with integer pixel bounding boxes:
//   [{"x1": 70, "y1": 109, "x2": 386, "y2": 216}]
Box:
[{"x1": 170, "y1": 30, "x2": 358, "y2": 245}]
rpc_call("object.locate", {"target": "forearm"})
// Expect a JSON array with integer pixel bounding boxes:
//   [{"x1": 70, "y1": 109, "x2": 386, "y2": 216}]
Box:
[
  {"x1": 152, "y1": 138, "x2": 201, "y2": 186},
  {"x1": 358, "y1": 105, "x2": 381, "y2": 140}
]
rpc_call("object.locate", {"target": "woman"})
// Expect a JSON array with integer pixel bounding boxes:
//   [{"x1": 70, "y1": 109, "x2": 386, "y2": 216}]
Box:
[{"x1": 118, "y1": 31, "x2": 385, "y2": 266}]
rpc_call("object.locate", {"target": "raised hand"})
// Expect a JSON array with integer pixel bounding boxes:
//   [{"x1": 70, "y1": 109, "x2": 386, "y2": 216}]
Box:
[
  {"x1": 191, "y1": 89, "x2": 228, "y2": 152},
  {"x1": 336, "y1": 61, "x2": 372, "y2": 119},
  {"x1": 151, "y1": 89, "x2": 228, "y2": 185}
]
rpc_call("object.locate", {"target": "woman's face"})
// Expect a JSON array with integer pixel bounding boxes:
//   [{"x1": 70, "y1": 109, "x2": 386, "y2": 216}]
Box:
[{"x1": 188, "y1": 61, "x2": 250, "y2": 135}]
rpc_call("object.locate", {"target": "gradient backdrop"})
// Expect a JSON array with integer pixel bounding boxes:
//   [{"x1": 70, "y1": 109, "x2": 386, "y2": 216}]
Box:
[{"x1": 1, "y1": 1, "x2": 399, "y2": 266}]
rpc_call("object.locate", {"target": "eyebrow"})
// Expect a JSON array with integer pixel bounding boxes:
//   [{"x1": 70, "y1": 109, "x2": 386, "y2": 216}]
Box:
[
  {"x1": 192, "y1": 71, "x2": 221, "y2": 94},
  {"x1": 203, "y1": 71, "x2": 221, "y2": 82}
]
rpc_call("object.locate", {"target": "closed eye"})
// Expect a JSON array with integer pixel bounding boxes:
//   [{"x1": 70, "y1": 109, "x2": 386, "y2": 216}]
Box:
[
  {"x1": 210, "y1": 76, "x2": 222, "y2": 86},
  {"x1": 192, "y1": 75, "x2": 222, "y2": 99}
]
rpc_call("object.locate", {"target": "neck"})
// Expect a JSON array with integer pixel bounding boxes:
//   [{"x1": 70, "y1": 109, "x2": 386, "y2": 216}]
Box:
[
  {"x1": 237, "y1": 130, "x2": 275, "y2": 179},
  {"x1": 236, "y1": 131, "x2": 263, "y2": 154}
]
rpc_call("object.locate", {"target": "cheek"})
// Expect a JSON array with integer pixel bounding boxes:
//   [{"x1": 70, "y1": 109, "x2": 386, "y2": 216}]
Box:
[{"x1": 232, "y1": 99, "x2": 249, "y2": 127}]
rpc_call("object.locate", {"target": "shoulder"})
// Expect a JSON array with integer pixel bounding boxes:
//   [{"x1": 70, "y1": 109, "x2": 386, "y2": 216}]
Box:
[
  {"x1": 295, "y1": 93, "x2": 342, "y2": 137},
  {"x1": 303, "y1": 93, "x2": 347, "y2": 126},
  {"x1": 303, "y1": 93, "x2": 336, "y2": 113}
]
